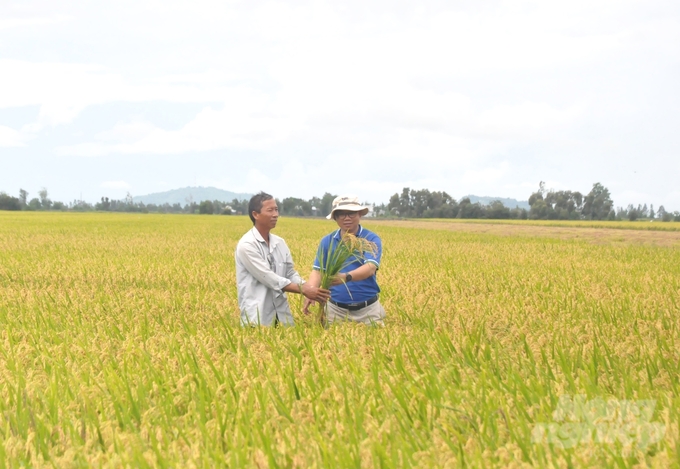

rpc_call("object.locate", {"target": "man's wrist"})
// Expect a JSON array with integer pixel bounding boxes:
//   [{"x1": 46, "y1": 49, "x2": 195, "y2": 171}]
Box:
[{"x1": 345, "y1": 273, "x2": 353, "y2": 282}]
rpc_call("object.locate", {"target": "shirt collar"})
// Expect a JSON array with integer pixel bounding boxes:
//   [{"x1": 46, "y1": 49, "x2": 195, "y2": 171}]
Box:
[
  {"x1": 251, "y1": 227, "x2": 279, "y2": 248},
  {"x1": 332, "y1": 225, "x2": 363, "y2": 240}
]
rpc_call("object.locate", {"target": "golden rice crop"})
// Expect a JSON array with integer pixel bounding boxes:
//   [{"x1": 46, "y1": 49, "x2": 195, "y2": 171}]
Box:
[{"x1": 0, "y1": 211, "x2": 678, "y2": 467}]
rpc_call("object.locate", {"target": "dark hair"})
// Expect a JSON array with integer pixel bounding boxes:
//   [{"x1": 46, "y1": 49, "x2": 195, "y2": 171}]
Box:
[{"x1": 248, "y1": 192, "x2": 274, "y2": 224}]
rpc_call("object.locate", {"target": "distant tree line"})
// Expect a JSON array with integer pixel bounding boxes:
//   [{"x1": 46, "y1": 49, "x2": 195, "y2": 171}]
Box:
[
  {"x1": 0, "y1": 188, "x2": 253, "y2": 215},
  {"x1": 527, "y1": 182, "x2": 614, "y2": 220},
  {"x1": 386, "y1": 182, "x2": 680, "y2": 221},
  {"x1": 617, "y1": 204, "x2": 676, "y2": 222},
  {"x1": 386, "y1": 188, "x2": 529, "y2": 219},
  {"x1": 277, "y1": 193, "x2": 337, "y2": 217},
  {"x1": 1, "y1": 185, "x2": 679, "y2": 221}
]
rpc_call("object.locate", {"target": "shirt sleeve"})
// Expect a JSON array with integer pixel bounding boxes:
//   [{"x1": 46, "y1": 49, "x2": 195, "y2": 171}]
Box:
[
  {"x1": 236, "y1": 241, "x2": 292, "y2": 292},
  {"x1": 281, "y1": 242, "x2": 303, "y2": 285},
  {"x1": 363, "y1": 235, "x2": 382, "y2": 269},
  {"x1": 312, "y1": 239, "x2": 324, "y2": 271}
]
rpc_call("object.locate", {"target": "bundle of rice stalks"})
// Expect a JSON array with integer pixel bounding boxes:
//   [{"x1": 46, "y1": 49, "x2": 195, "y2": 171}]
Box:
[{"x1": 316, "y1": 232, "x2": 378, "y2": 324}]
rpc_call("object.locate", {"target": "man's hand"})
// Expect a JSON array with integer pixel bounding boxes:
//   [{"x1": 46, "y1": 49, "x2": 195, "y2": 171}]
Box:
[
  {"x1": 301, "y1": 283, "x2": 330, "y2": 303},
  {"x1": 303, "y1": 298, "x2": 315, "y2": 315},
  {"x1": 330, "y1": 273, "x2": 348, "y2": 286}
]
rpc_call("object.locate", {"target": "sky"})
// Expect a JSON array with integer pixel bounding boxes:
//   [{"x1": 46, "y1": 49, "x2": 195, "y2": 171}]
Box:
[{"x1": 1, "y1": 0, "x2": 679, "y2": 209}]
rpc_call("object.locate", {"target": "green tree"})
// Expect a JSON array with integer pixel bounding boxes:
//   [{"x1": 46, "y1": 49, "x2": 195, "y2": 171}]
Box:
[
  {"x1": 399, "y1": 188, "x2": 411, "y2": 217},
  {"x1": 510, "y1": 207, "x2": 528, "y2": 220},
  {"x1": 582, "y1": 183, "x2": 613, "y2": 220},
  {"x1": 96, "y1": 197, "x2": 111, "y2": 211},
  {"x1": 457, "y1": 197, "x2": 482, "y2": 218},
  {"x1": 387, "y1": 188, "x2": 460, "y2": 218},
  {"x1": 387, "y1": 193, "x2": 401, "y2": 216},
  {"x1": 372, "y1": 203, "x2": 387, "y2": 217},
  {"x1": 423, "y1": 191, "x2": 458, "y2": 218},
  {"x1": 38, "y1": 187, "x2": 52, "y2": 210},
  {"x1": 229, "y1": 198, "x2": 248, "y2": 215},
  {"x1": 319, "y1": 193, "x2": 336, "y2": 217},
  {"x1": 0, "y1": 192, "x2": 21, "y2": 211},
  {"x1": 528, "y1": 183, "x2": 550, "y2": 219},
  {"x1": 27, "y1": 198, "x2": 41, "y2": 211},
  {"x1": 409, "y1": 189, "x2": 430, "y2": 217},
  {"x1": 486, "y1": 200, "x2": 510, "y2": 219},
  {"x1": 658, "y1": 205, "x2": 672, "y2": 222},
  {"x1": 528, "y1": 182, "x2": 545, "y2": 208},
  {"x1": 281, "y1": 197, "x2": 312, "y2": 216},
  {"x1": 544, "y1": 190, "x2": 583, "y2": 219},
  {"x1": 199, "y1": 200, "x2": 215, "y2": 214},
  {"x1": 529, "y1": 199, "x2": 549, "y2": 220},
  {"x1": 19, "y1": 189, "x2": 28, "y2": 208}
]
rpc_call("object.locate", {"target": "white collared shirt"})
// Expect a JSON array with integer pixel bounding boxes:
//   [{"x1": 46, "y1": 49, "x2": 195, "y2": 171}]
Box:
[{"x1": 235, "y1": 227, "x2": 303, "y2": 326}]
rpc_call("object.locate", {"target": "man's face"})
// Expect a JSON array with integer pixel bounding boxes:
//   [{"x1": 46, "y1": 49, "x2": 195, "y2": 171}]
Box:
[
  {"x1": 253, "y1": 199, "x2": 279, "y2": 229},
  {"x1": 334, "y1": 210, "x2": 360, "y2": 233}
]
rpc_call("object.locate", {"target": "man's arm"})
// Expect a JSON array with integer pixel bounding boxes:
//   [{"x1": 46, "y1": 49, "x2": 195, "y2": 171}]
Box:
[
  {"x1": 280, "y1": 242, "x2": 329, "y2": 302},
  {"x1": 307, "y1": 269, "x2": 321, "y2": 287},
  {"x1": 236, "y1": 242, "x2": 291, "y2": 291},
  {"x1": 331, "y1": 263, "x2": 377, "y2": 285},
  {"x1": 303, "y1": 255, "x2": 335, "y2": 313},
  {"x1": 331, "y1": 233, "x2": 382, "y2": 285},
  {"x1": 283, "y1": 281, "x2": 330, "y2": 302}
]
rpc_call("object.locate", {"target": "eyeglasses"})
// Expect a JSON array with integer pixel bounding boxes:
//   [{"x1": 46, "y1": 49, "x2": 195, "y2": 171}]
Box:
[{"x1": 335, "y1": 211, "x2": 358, "y2": 219}]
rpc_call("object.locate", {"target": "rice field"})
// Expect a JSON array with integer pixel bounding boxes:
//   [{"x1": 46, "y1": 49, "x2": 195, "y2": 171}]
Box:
[{"x1": 0, "y1": 211, "x2": 678, "y2": 468}]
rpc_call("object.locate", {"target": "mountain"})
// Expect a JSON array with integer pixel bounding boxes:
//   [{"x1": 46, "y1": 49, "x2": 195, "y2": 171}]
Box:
[
  {"x1": 462, "y1": 195, "x2": 530, "y2": 210},
  {"x1": 133, "y1": 187, "x2": 253, "y2": 206}
]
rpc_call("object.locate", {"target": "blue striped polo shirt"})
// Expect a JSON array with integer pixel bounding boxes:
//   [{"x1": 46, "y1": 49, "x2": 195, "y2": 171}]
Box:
[{"x1": 313, "y1": 225, "x2": 382, "y2": 303}]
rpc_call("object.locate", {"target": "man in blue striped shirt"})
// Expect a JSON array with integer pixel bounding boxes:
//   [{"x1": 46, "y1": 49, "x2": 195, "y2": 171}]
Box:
[{"x1": 303, "y1": 195, "x2": 386, "y2": 326}]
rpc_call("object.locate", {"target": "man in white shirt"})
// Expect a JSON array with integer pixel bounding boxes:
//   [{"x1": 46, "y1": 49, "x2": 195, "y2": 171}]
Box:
[{"x1": 235, "y1": 192, "x2": 330, "y2": 326}]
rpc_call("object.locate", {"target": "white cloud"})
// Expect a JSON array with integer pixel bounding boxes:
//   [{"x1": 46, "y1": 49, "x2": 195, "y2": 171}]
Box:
[
  {"x1": 0, "y1": 125, "x2": 26, "y2": 147},
  {"x1": 95, "y1": 120, "x2": 159, "y2": 143},
  {"x1": 57, "y1": 92, "x2": 301, "y2": 156},
  {"x1": 0, "y1": 59, "x2": 239, "y2": 133},
  {"x1": 56, "y1": 92, "x2": 579, "y2": 159},
  {"x1": 477, "y1": 102, "x2": 585, "y2": 139},
  {"x1": 461, "y1": 161, "x2": 511, "y2": 186},
  {"x1": 0, "y1": 0, "x2": 639, "y2": 137}
]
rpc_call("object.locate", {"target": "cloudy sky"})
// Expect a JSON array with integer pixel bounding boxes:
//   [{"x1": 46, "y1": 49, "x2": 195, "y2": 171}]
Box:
[{"x1": 1, "y1": 0, "x2": 679, "y2": 208}]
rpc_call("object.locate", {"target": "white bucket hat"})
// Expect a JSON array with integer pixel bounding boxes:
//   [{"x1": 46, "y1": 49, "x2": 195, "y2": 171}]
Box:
[{"x1": 326, "y1": 195, "x2": 370, "y2": 219}]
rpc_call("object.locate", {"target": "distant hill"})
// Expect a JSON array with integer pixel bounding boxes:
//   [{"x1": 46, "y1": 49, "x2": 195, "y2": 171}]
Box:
[
  {"x1": 462, "y1": 195, "x2": 530, "y2": 210},
  {"x1": 133, "y1": 187, "x2": 252, "y2": 206}
]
